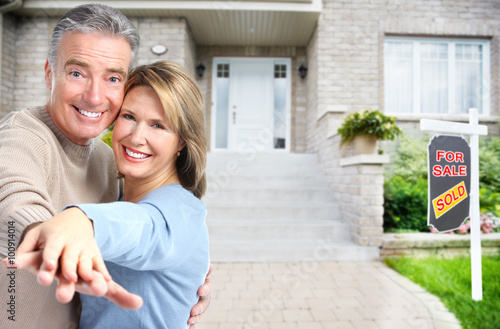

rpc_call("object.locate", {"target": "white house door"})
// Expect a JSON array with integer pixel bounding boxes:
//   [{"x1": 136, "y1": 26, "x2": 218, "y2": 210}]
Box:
[
  {"x1": 229, "y1": 60, "x2": 273, "y2": 151},
  {"x1": 212, "y1": 58, "x2": 291, "y2": 152}
]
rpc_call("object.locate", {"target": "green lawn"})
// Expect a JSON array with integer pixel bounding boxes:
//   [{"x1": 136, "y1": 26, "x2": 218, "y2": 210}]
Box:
[{"x1": 385, "y1": 254, "x2": 500, "y2": 329}]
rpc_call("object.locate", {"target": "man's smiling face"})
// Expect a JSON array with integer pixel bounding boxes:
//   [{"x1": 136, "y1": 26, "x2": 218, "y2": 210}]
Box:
[{"x1": 44, "y1": 31, "x2": 132, "y2": 145}]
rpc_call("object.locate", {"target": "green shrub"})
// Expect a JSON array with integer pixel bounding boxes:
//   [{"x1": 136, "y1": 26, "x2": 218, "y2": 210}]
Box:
[
  {"x1": 100, "y1": 130, "x2": 113, "y2": 148},
  {"x1": 100, "y1": 123, "x2": 114, "y2": 148},
  {"x1": 384, "y1": 176, "x2": 428, "y2": 231},
  {"x1": 480, "y1": 187, "x2": 500, "y2": 217},
  {"x1": 479, "y1": 137, "x2": 500, "y2": 192},
  {"x1": 386, "y1": 135, "x2": 427, "y2": 182}
]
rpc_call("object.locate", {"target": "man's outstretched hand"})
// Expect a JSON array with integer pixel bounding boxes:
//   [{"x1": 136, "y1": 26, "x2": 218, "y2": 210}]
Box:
[
  {"x1": 4, "y1": 207, "x2": 143, "y2": 310},
  {"x1": 4, "y1": 251, "x2": 143, "y2": 309}
]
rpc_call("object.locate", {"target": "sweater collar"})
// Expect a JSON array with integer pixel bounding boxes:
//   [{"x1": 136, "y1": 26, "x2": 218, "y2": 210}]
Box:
[{"x1": 33, "y1": 106, "x2": 96, "y2": 158}]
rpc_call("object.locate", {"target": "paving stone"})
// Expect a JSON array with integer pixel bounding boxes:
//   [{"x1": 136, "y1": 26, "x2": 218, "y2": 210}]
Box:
[{"x1": 199, "y1": 262, "x2": 459, "y2": 329}]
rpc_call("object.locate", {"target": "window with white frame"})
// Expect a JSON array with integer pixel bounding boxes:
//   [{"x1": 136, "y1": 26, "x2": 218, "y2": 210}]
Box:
[{"x1": 384, "y1": 37, "x2": 490, "y2": 115}]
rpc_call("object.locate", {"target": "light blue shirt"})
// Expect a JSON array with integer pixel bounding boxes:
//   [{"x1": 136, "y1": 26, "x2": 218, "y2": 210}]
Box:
[{"x1": 72, "y1": 184, "x2": 209, "y2": 329}]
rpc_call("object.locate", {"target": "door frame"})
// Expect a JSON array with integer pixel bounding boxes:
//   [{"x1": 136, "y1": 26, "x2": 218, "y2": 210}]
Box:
[{"x1": 210, "y1": 57, "x2": 292, "y2": 152}]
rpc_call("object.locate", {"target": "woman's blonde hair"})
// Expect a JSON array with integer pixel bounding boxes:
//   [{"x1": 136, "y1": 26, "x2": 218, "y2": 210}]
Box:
[{"x1": 124, "y1": 61, "x2": 206, "y2": 199}]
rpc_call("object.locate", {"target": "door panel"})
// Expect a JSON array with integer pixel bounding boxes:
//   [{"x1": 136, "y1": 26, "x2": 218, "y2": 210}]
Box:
[{"x1": 229, "y1": 60, "x2": 273, "y2": 151}]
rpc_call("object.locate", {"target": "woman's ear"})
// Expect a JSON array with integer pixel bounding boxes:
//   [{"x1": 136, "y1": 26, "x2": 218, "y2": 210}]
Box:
[{"x1": 178, "y1": 139, "x2": 186, "y2": 153}]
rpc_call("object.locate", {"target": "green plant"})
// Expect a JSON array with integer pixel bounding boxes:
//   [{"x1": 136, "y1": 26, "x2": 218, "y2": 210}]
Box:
[
  {"x1": 386, "y1": 135, "x2": 428, "y2": 181},
  {"x1": 100, "y1": 123, "x2": 114, "y2": 148},
  {"x1": 100, "y1": 130, "x2": 113, "y2": 148},
  {"x1": 479, "y1": 137, "x2": 500, "y2": 192},
  {"x1": 384, "y1": 176, "x2": 428, "y2": 232},
  {"x1": 479, "y1": 187, "x2": 500, "y2": 217},
  {"x1": 337, "y1": 109, "x2": 402, "y2": 145}
]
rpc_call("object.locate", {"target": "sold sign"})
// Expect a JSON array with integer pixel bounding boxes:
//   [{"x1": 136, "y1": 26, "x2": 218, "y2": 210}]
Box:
[
  {"x1": 432, "y1": 181, "x2": 468, "y2": 219},
  {"x1": 428, "y1": 135, "x2": 471, "y2": 232}
]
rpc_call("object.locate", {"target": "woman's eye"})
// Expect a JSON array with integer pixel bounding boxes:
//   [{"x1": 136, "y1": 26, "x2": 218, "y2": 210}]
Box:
[{"x1": 154, "y1": 124, "x2": 165, "y2": 130}]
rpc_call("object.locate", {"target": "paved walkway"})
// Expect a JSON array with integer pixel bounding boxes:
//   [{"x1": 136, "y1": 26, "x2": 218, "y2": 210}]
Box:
[{"x1": 196, "y1": 262, "x2": 462, "y2": 329}]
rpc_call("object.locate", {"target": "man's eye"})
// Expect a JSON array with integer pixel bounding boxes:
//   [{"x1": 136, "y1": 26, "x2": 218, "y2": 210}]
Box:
[
  {"x1": 110, "y1": 77, "x2": 119, "y2": 83},
  {"x1": 123, "y1": 114, "x2": 134, "y2": 120},
  {"x1": 71, "y1": 72, "x2": 82, "y2": 78}
]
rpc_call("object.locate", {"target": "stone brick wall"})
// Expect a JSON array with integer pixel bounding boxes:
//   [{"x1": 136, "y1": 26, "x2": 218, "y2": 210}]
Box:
[
  {"x1": 11, "y1": 16, "x2": 50, "y2": 112},
  {"x1": 381, "y1": 233, "x2": 500, "y2": 259},
  {"x1": 306, "y1": 0, "x2": 500, "y2": 246},
  {"x1": 339, "y1": 159, "x2": 386, "y2": 246},
  {"x1": 132, "y1": 17, "x2": 196, "y2": 75},
  {"x1": 1, "y1": 14, "x2": 16, "y2": 118}
]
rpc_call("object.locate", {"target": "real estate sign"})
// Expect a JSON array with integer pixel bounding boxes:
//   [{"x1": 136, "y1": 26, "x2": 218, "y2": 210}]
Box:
[
  {"x1": 428, "y1": 135, "x2": 471, "y2": 232},
  {"x1": 421, "y1": 109, "x2": 487, "y2": 301}
]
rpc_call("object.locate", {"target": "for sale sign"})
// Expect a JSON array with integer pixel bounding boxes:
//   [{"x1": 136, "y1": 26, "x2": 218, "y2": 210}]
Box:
[{"x1": 428, "y1": 135, "x2": 471, "y2": 232}]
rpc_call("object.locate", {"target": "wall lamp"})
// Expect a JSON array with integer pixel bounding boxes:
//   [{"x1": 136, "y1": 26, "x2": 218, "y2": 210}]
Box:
[
  {"x1": 298, "y1": 64, "x2": 308, "y2": 79},
  {"x1": 151, "y1": 44, "x2": 168, "y2": 56},
  {"x1": 196, "y1": 63, "x2": 206, "y2": 78}
]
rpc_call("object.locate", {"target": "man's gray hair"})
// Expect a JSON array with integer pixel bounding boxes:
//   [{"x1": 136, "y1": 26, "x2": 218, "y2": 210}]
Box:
[{"x1": 48, "y1": 3, "x2": 140, "y2": 70}]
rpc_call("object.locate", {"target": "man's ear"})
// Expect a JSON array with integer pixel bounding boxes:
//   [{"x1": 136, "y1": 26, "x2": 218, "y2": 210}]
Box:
[{"x1": 44, "y1": 59, "x2": 53, "y2": 91}]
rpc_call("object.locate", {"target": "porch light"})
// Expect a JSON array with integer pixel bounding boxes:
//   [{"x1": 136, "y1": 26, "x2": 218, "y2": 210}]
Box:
[
  {"x1": 151, "y1": 44, "x2": 168, "y2": 56},
  {"x1": 298, "y1": 64, "x2": 308, "y2": 79},
  {"x1": 196, "y1": 63, "x2": 206, "y2": 77}
]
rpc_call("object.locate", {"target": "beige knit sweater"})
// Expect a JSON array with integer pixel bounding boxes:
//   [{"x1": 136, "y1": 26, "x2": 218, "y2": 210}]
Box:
[{"x1": 0, "y1": 106, "x2": 121, "y2": 328}]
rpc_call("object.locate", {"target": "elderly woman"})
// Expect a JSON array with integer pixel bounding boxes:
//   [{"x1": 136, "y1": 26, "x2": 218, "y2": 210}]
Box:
[{"x1": 13, "y1": 61, "x2": 210, "y2": 328}]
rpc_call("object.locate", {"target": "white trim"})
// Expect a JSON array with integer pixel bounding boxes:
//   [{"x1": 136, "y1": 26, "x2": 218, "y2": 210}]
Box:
[
  {"x1": 384, "y1": 36, "x2": 491, "y2": 116},
  {"x1": 339, "y1": 155, "x2": 390, "y2": 167},
  {"x1": 420, "y1": 119, "x2": 488, "y2": 136},
  {"x1": 211, "y1": 57, "x2": 292, "y2": 152},
  {"x1": 22, "y1": 0, "x2": 322, "y2": 13}
]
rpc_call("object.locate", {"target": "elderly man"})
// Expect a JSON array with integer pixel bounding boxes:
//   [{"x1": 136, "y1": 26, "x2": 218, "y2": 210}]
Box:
[{"x1": 0, "y1": 4, "x2": 209, "y2": 328}]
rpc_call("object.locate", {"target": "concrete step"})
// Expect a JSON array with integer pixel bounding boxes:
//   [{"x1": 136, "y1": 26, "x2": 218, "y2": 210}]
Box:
[
  {"x1": 205, "y1": 174, "x2": 329, "y2": 190},
  {"x1": 207, "y1": 152, "x2": 321, "y2": 167},
  {"x1": 207, "y1": 163, "x2": 326, "y2": 176},
  {"x1": 205, "y1": 152, "x2": 352, "y2": 262},
  {"x1": 206, "y1": 203, "x2": 340, "y2": 221},
  {"x1": 207, "y1": 219, "x2": 350, "y2": 241},
  {"x1": 203, "y1": 187, "x2": 335, "y2": 204},
  {"x1": 209, "y1": 240, "x2": 380, "y2": 262}
]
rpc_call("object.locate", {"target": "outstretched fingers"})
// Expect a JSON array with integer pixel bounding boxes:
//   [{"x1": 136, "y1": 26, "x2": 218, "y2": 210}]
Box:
[
  {"x1": 36, "y1": 240, "x2": 66, "y2": 286},
  {"x1": 104, "y1": 280, "x2": 143, "y2": 310},
  {"x1": 55, "y1": 275, "x2": 77, "y2": 304}
]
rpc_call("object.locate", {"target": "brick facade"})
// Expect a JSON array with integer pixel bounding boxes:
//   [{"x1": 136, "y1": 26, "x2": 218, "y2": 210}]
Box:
[
  {"x1": 131, "y1": 17, "x2": 196, "y2": 75},
  {"x1": 305, "y1": 0, "x2": 500, "y2": 246},
  {"x1": 0, "y1": 14, "x2": 16, "y2": 118}
]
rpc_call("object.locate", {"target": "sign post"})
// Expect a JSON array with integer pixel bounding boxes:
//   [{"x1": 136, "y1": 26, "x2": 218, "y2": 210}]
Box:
[{"x1": 420, "y1": 108, "x2": 488, "y2": 301}]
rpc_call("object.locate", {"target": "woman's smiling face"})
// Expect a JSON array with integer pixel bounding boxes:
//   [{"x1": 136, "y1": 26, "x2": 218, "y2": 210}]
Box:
[{"x1": 112, "y1": 85, "x2": 184, "y2": 183}]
